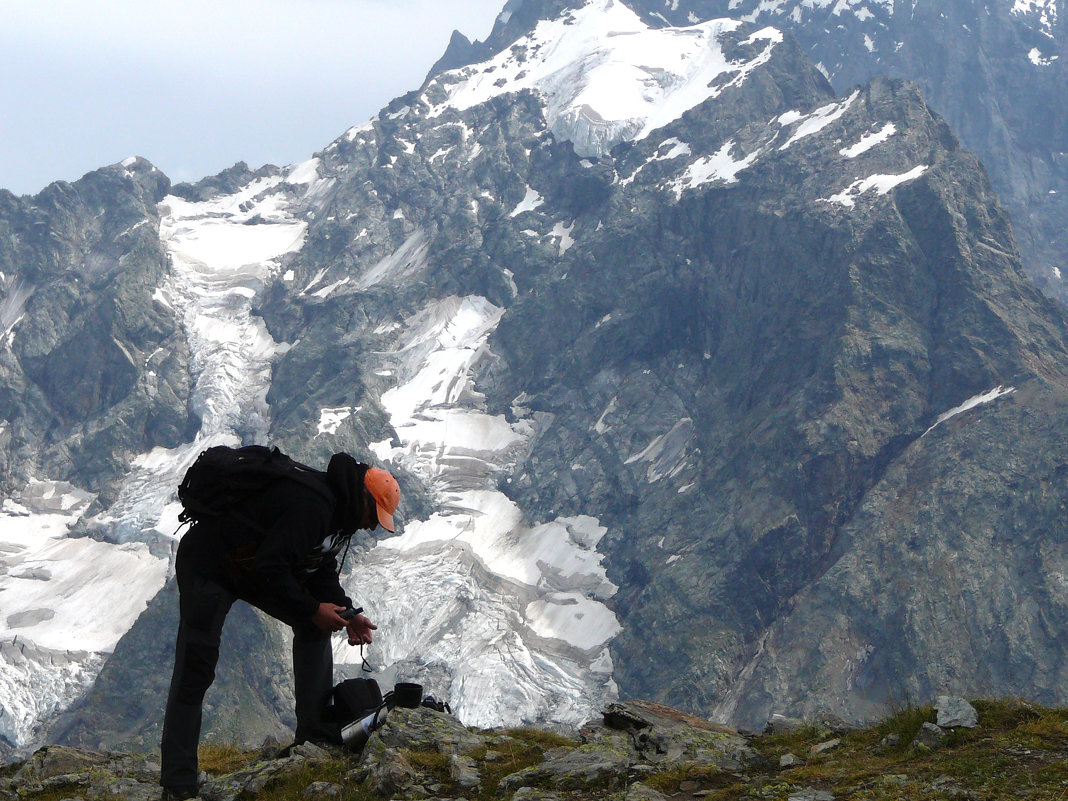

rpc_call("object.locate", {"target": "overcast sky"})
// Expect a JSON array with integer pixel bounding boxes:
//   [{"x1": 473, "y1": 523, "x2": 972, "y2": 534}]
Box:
[{"x1": 0, "y1": 0, "x2": 505, "y2": 196}]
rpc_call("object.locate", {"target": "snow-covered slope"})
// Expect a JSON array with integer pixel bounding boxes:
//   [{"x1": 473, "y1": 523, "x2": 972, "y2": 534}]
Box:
[
  {"x1": 432, "y1": 0, "x2": 783, "y2": 156},
  {"x1": 351, "y1": 296, "x2": 619, "y2": 726},
  {"x1": 0, "y1": 492, "x2": 162, "y2": 748},
  {"x1": 627, "y1": 0, "x2": 1068, "y2": 301}
]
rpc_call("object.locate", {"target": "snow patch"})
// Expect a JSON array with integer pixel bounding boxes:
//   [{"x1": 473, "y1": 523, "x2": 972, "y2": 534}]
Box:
[
  {"x1": 357, "y1": 229, "x2": 430, "y2": 290},
  {"x1": 0, "y1": 281, "x2": 34, "y2": 343},
  {"x1": 525, "y1": 592, "x2": 622, "y2": 650},
  {"x1": 317, "y1": 406, "x2": 362, "y2": 437},
  {"x1": 1029, "y1": 47, "x2": 1059, "y2": 66},
  {"x1": 923, "y1": 386, "x2": 1016, "y2": 436},
  {"x1": 624, "y1": 418, "x2": 695, "y2": 481},
  {"x1": 839, "y1": 123, "x2": 896, "y2": 158},
  {"x1": 779, "y1": 91, "x2": 859, "y2": 150},
  {"x1": 509, "y1": 187, "x2": 545, "y2": 218},
  {"x1": 824, "y1": 165, "x2": 927, "y2": 207},
  {"x1": 621, "y1": 138, "x2": 693, "y2": 185},
  {"x1": 552, "y1": 221, "x2": 576, "y2": 255},
  {"x1": 287, "y1": 158, "x2": 320, "y2": 185},
  {"x1": 665, "y1": 140, "x2": 760, "y2": 198},
  {"x1": 1013, "y1": 0, "x2": 1059, "y2": 38}
]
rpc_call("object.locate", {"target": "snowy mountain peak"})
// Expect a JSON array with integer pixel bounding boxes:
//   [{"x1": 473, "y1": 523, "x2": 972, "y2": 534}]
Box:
[{"x1": 427, "y1": 0, "x2": 783, "y2": 157}]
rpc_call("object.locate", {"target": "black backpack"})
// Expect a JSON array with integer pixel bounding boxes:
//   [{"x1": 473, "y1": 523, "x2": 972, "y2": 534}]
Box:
[
  {"x1": 177, "y1": 445, "x2": 333, "y2": 528},
  {"x1": 324, "y1": 677, "x2": 384, "y2": 724}
]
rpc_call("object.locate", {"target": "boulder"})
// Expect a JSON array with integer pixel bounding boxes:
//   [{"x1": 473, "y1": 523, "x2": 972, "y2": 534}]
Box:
[
  {"x1": 367, "y1": 706, "x2": 484, "y2": 756},
  {"x1": 364, "y1": 747, "x2": 418, "y2": 797},
  {"x1": 597, "y1": 700, "x2": 758, "y2": 769},
  {"x1": 498, "y1": 745, "x2": 635, "y2": 793},
  {"x1": 13, "y1": 746, "x2": 109, "y2": 782},
  {"x1": 766, "y1": 714, "x2": 807, "y2": 734},
  {"x1": 935, "y1": 697, "x2": 979, "y2": 729},
  {"x1": 448, "y1": 753, "x2": 481, "y2": 789},
  {"x1": 199, "y1": 755, "x2": 307, "y2": 801},
  {"x1": 808, "y1": 739, "x2": 841, "y2": 756},
  {"x1": 910, "y1": 723, "x2": 947, "y2": 751}
]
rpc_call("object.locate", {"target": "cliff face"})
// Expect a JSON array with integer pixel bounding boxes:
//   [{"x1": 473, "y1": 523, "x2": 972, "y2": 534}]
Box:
[
  {"x1": 0, "y1": 159, "x2": 192, "y2": 498},
  {"x1": 624, "y1": 0, "x2": 1068, "y2": 304},
  {"x1": 3, "y1": 0, "x2": 1068, "y2": 756}
]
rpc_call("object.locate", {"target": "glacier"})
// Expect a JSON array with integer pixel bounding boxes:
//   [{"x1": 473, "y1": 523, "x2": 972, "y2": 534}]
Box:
[{"x1": 356, "y1": 295, "x2": 620, "y2": 727}]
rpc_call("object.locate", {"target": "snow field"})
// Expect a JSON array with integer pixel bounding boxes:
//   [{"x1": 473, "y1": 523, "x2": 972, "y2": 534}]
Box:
[
  {"x1": 0, "y1": 491, "x2": 164, "y2": 747},
  {"x1": 0, "y1": 508, "x2": 164, "y2": 653},
  {"x1": 429, "y1": 0, "x2": 782, "y2": 158},
  {"x1": 360, "y1": 294, "x2": 620, "y2": 725}
]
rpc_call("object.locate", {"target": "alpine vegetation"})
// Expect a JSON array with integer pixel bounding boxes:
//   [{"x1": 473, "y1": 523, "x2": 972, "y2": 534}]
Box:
[{"x1": 2, "y1": 0, "x2": 1068, "y2": 760}]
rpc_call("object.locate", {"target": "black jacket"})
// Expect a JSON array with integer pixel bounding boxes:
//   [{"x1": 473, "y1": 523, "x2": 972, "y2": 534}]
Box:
[{"x1": 177, "y1": 455, "x2": 371, "y2": 626}]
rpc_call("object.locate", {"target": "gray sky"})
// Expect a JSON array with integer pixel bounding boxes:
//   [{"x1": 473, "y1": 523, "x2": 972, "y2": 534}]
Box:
[{"x1": 0, "y1": 0, "x2": 505, "y2": 196}]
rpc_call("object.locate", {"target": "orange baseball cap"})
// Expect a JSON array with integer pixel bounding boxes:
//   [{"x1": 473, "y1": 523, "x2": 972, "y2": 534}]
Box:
[{"x1": 364, "y1": 467, "x2": 400, "y2": 532}]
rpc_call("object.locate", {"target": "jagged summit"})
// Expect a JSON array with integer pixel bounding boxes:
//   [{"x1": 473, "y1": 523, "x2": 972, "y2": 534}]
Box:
[{"x1": 424, "y1": 0, "x2": 789, "y2": 158}]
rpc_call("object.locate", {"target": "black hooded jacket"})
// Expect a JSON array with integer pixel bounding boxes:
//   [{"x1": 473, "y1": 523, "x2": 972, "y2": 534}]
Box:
[{"x1": 176, "y1": 454, "x2": 371, "y2": 626}]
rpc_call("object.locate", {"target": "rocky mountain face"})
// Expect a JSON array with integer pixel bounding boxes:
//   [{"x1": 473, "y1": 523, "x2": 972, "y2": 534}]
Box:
[
  {"x1": 631, "y1": 0, "x2": 1068, "y2": 304},
  {"x1": 0, "y1": 158, "x2": 190, "y2": 495},
  {"x1": 3, "y1": 0, "x2": 1068, "y2": 758},
  {"x1": 454, "y1": 0, "x2": 1068, "y2": 303}
]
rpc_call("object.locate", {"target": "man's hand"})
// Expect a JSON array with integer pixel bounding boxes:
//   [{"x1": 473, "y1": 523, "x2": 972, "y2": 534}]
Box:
[
  {"x1": 312, "y1": 603, "x2": 349, "y2": 632},
  {"x1": 345, "y1": 613, "x2": 377, "y2": 646}
]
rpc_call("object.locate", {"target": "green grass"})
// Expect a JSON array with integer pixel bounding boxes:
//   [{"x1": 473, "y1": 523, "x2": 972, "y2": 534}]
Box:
[
  {"x1": 473, "y1": 727, "x2": 575, "y2": 800},
  {"x1": 402, "y1": 747, "x2": 452, "y2": 783},
  {"x1": 199, "y1": 743, "x2": 262, "y2": 774},
  {"x1": 242, "y1": 761, "x2": 373, "y2": 801}
]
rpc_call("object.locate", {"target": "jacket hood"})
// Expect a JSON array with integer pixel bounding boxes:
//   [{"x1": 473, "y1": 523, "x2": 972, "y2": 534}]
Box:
[{"x1": 326, "y1": 452, "x2": 371, "y2": 535}]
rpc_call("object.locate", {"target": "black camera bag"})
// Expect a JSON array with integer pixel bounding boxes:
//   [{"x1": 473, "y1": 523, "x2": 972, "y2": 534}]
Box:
[{"x1": 324, "y1": 677, "x2": 383, "y2": 724}]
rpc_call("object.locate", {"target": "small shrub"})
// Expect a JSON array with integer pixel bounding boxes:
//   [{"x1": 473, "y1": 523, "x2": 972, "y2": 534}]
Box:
[{"x1": 874, "y1": 704, "x2": 935, "y2": 752}]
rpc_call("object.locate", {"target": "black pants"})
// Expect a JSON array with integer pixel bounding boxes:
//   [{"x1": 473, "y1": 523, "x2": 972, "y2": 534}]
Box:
[{"x1": 159, "y1": 561, "x2": 339, "y2": 789}]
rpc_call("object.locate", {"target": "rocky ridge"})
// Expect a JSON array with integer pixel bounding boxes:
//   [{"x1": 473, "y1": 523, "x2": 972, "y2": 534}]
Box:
[{"x1": 4, "y1": 697, "x2": 1068, "y2": 800}]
